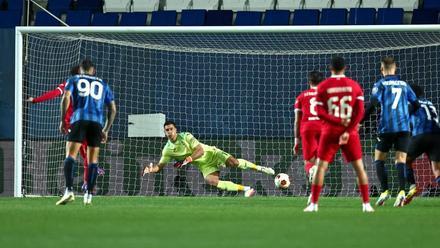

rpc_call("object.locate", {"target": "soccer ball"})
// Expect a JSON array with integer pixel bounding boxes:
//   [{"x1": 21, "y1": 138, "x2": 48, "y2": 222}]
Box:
[{"x1": 274, "y1": 173, "x2": 290, "y2": 189}]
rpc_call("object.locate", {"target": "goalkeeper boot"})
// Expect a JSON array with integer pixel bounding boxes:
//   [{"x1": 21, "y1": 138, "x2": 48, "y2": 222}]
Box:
[
  {"x1": 303, "y1": 203, "x2": 318, "y2": 212},
  {"x1": 393, "y1": 190, "x2": 406, "y2": 207},
  {"x1": 403, "y1": 184, "x2": 417, "y2": 206},
  {"x1": 259, "y1": 166, "x2": 275, "y2": 175},
  {"x1": 375, "y1": 190, "x2": 390, "y2": 206},
  {"x1": 244, "y1": 188, "x2": 256, "y2": 197},
  {"x1": 56, "y1": 189, "x2": 75, "y2": 205},
  {"x1": 362, "y1": 203, "x2": 375, "y2": 213}
]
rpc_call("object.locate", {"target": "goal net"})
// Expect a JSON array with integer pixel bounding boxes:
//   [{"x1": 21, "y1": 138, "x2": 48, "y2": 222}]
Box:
[{"x1": 15, "y1": 26, "x2": 440, "y2": 197}]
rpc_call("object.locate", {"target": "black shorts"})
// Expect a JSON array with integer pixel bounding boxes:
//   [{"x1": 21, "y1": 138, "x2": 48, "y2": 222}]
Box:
[
  {"x1": 375, "y1": 132, "x2": 411, "y2": 153},
  {"x1": 407, "y1": 133, "x2": 440, "y2": 162},
  {"x1": 68, "y1": 120, "x2": 102, "y2": 147}
]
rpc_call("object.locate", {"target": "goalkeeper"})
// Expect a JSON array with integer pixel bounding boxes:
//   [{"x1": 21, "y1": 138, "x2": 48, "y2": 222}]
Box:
[{"x1": 143, "y1": 120, "x2": 275, "y2": 197}]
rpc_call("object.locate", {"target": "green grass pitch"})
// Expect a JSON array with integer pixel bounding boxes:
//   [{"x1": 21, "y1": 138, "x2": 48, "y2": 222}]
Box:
[{"x1": 0, "y1": 197, "x2": 438, "y2": 248}]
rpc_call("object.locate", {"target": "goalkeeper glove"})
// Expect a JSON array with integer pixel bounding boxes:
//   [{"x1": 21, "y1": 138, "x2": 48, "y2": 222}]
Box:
[{"x1": 174, "y1": 156, "x2": 193, "y2": 168}]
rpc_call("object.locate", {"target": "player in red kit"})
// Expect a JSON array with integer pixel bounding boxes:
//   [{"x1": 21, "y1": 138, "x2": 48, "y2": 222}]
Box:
[
  {"x1": 303, "y1": 57, "x2": 374, "y2": 213},
  {"x1": 26, "y1": 65, "x2": 104, "y2": 192},
  {"x1": 293, "y1": 71, "x2": 323, "y2": 184}
]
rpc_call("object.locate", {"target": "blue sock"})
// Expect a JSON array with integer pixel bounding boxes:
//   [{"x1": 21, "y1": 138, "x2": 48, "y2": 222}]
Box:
[
  {"x1": 404, "y1": 165, "x2": 416, "y2": 185},
  {"x1": 87, "y1": 163, "x2": 98, "y2": 194},
  {"x1": 64, "y1": 156, "x2": 75, "y2": 191},
  {"x1": 396, "y1": 162, "x2": 406, "y2": 191},
  {"x1": 374, "y1": 160, "x2": 388, "y2": 192}
]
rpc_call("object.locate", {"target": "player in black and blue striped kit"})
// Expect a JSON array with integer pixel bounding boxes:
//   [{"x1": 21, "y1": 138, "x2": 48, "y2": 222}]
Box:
[
  {"x1": 56, "y1": 59, "x2": 117, "y2": 206},
  {"x1": 403, "y1": 84, "x2": 440, "y2": 205},
  {"x1": 363, "y1": 56, "x2": 420, "y2": 207}
]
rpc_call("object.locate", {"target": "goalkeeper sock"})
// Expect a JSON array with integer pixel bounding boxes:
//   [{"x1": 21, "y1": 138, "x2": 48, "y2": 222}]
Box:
[
  {"x1": 217, "y1": 181, "x2": 246, "y2": 191},
  {"x1": 405, "y1": 166, "x2": 416, "y2": 185},
  {"x1": 87, "y1": 163, "x2": 98, "y2": 193},
  {"x1": 396, "y1": 162, "x2": 406, "y2": 191},
  {"x1": 63, "y1": 156, "x2": 75, "y2": 191},
  {"x1": 237, "y1": 159, "x2": 259, "y2": 171},
  {"x1": 374, "y1": 160, "x2": 388, "y2": 192},
  {"x1": 359, "y1": 184, "x2": 370, "y2": 204}
]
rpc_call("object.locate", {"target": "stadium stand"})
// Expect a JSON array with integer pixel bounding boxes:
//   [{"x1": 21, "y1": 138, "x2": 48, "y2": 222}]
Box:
[
  {"x1": 75, "y1": 0, "x2": 103, "y2": 12},
  {"x1": 181, "y1": 9, "x2": 206, "y2": 26},
  {"x1": 164, "y1": 0, "x2": 192, "y2": 12},
  {"x1": 222, "y1": 0, "x2": 247, "y2": 11},
  {"x1": 320, "y1": 8, "x2": 347, "y2": 25},
  {"x1": 423, "y1": 0, "x2": 440, "y2": 10},
  {"x1": 235, "y1": 11, "x2": 263, "y2": 25},
  {"x1": 47, "y1": 0, "x2": 71, "y2": 13},
  {"x1": 34, "y1": 10, "x2": 61, "y2": 26},
  {"x1": 292, "y1": 9, "x2": 319, "y2": 25},
  {"x1": 119, "y1": 12, "x2": 147, "y2": 26},
  {"x1": 276, "y1": 0, "x2": 302, "y2": 10},
  {"x1": 191, "y1": 0, "x2": 219, "y2": 10},
  {"x1": 92, "y1": 12, "x2": 119, "y2": 26},
  {"x1": 0, "y1": 10, "x2": 21, "y2": 27},
  {"x1": 66, "y1": 10, "x2": 92, "y2": 26},
  {"x1": 360, "y1": 0, "x2": 389, "y2": 9},
  {"x1": 390, "y1": 0, "x2": 419, "y2": 11},
  {"x1": 151, "y1": 10, "x2": 177, "y2": 26},
  {"x1": 332, "y1": 0, "x2": 360, "y2": 9},
  {"x1": 262, "y1": 9, "x2": 290, "y2": 25},
  {"x1": 4, "y1": 0, "x2": 23, "y2": 12},
  {"x1": 206, "y1": 10, "x2": 233, "y2": 25},
  {"x1": 132, "y1": 0, "x2": 159, "y2": 12},
  {"x1": 247, "y1": 0, "x2": 275, "y2": 11},
  {"x1": 348, "y1": 8, "x2": 376, "y2": 25},
  {"x1": 103, "y1": 0, "x2": 131, "y2": 13},
  {"x1": 411, "y1": 9, "x2": 439, "y2": 24},
  {"x1": 376, "y1": 8, "x2": 403, "y2": 24},
  {"x1": 302, "y1": 0, "x2": 331, "y2": 9}
]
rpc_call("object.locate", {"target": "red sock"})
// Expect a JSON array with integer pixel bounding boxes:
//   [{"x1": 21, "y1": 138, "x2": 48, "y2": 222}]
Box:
[
  {"x1": 359, "y1": 184, "x2": 370, "y2": 203},
  {"x1": 311, "y1": 184, "x2": 322, "y2": 204},
  {"x1": 305, "y1": 162, "x2": 314, "y2": 175}
]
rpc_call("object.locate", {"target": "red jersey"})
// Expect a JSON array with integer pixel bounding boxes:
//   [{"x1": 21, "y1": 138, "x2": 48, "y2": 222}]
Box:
[
  {"x1": 32, "y1": 81, "x2": 73, "y2": 127},
  {"x1": 294, "y1": 87, "x2": 322, "y2": 133},
  {"x1": 315, "y1": 75, "x2": 365, "y2": 134}
]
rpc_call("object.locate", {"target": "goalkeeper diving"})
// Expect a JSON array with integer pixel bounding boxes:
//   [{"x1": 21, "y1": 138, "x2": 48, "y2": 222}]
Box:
[{"x1": 143, "y1": 120, "x2": 275, "y2": 197}]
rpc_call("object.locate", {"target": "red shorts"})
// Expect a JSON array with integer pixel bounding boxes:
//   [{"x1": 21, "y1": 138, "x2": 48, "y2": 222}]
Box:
[
  {"x1": 301, "y1": 129, "x2": 321, "y2": 161},
  {"x1": 318, "y1": 131, "x2": 363, "y2": 163}
]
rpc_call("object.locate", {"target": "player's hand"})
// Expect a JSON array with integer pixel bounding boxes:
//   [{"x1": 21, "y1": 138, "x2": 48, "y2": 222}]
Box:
[
  {"x1": 25, "y1": 97, "x2": 34, "y2": 103},
  {"x1": 293, "y1": 138, "x2": 301, "y2": 155},
  {"x1": 174, "y1": 156, "x2": 193, "y2": 168},
  {"x1": 339, "y1": 132, "x2": 350, "y2": 145},
  {"x1": 101, "y1": 130, "x2": 109, "y2": 143},
  {"x1": 59, "y1": 121, "x2": 68, "y2": 134},
  {"x1": 341, "y1": 118, "x2": 351, "y2": 127},
  {"x1": 143, "y1": 163, "x2": 154, "y2": 176}
]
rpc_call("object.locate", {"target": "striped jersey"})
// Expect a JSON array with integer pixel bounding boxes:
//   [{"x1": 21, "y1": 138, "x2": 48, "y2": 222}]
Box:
[{"x1": 411, "y1": 98, "x2": 440, "y2": 136}]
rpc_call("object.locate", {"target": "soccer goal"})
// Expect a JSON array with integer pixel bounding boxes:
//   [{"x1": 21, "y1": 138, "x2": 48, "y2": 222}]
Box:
[{"x1": 15, "y1": 25, "x2": 440, "y2": 197}]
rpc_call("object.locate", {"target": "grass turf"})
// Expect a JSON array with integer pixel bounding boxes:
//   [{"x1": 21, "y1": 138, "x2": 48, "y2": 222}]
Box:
[{"x1": 0, "y1": 197, "x2": 438, "y2": 248}]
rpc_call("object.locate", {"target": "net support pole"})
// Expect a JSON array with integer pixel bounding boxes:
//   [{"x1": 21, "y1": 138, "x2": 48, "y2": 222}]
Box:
[{"x1": 14, "y1": 29, "x2": 23, "y2": 197}]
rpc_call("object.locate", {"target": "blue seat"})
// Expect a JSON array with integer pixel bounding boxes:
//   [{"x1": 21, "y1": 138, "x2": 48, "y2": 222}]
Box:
[
  {"x1": 34, "y1": 11, "x2": 62, "y2": 26},
  {"x1": 349, "y1": 8, "x2": 375, "y2": 25},
  {"x1": 120, "y1": 12, "x2": 147, "y2": 26},
  {"x1": 235, "y1": 11, "x2": 262, "y2": 25},
  {"x1": 0, "y1": 10, "x2": 21, "y2": 27},
  {"x1": 206, "y1": 10, "x2": 233, "y2": 26},
  {"x1": 262, "y1": 10, "x2": 290, "y2": 25},
  {"x1": 47, "y1": 0, "x2": 71, "y2": 13},
  {"x1": 320, "y1": 8, "x2": 347, "y2": 25},
  {"x1": 75, "y1": 0, "x2": 102, "y2": 12},
  {"x1": 377, "y1": 8, "x2": 403, "y2": 25},
  {"x1": 6, "y1": 0, "x2": 23, "y2": 11},
  {"x1": 66, "y1": 10, "x2": 92, "y2": 26},
  {"x1": 293, "y1": 9, "x2": 319, "y2": 25},
  {"x1": 424, "y1": 0, "x2": 440, "y2": 10},
  {"x1": 181, "y1": 9, "x2": 206, "y2": 26},
  {"x1": 151, "y1": 11, "x2": 177, "y2": 26},
  {"x1": 92, "y1": 13, "x2": 119, "y2": 26},
  {"x1": 411, "y1": 9, "x2": 438, "y2": 24}
]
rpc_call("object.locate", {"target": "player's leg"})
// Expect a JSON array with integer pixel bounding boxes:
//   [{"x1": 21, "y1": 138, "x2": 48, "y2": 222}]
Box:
[
  {"x1": 374, "y1": 133, "x2": 392, "y2": 206},
  {"x1": 56, "y1": 141, "x2": 82, "y2": 205},
  {"x1": 225, "y1": 154, "x2": 274, "y2": 175},
  {"x1": 403, "y1": 135, "x2": 424, "y2": 205},
  {"x1": 393, "y1": 132, "x2": 411, "y2": 207},
  {"x1": 302, "y1": 130, "x2": 320, "y2": 182},
  {"x1": 79, "y1": 142, "x2": 88, "y2": 192},
  {"x1": 83, "y1": 121, "x2": 104, "y2": 205},
  {"x1": 204, "y1": 172, "x2": 255, "y2": 197},
  {"x1": 427, "y1": 134, "x2": 440, "y2": 185}
]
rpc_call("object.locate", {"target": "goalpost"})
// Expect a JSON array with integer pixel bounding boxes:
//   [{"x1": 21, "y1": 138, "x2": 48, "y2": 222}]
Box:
[{"x1": 15, "y1": 25, "x2": 440, "y2": 197}]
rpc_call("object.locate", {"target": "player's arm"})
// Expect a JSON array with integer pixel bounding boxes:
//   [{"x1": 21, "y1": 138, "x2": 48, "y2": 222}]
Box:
[
  {"x1": 143, "y1": 162, "x2": 166, "y2": 175},
  {"x1": 26, "y1": 84, "x2": 64, "y2": 103},
  {"x1": 293, "y1": 109, "x2": 302, "y2": 154},
  {"x1": 363, "y1": 82, "x2": 381, "y2": 123},
  {"x1": 346, "y1": 95, "x2": 365, "y2": 133},
  {"x1": 59, "y1": 90, "x2": 71, "y2": 134},
  {"x1": 101, "y1": 101, "x2": 117, "y2": 143},
  {"x1": 176, "y1": 134, "x2": 205, "y2": 167},
  {"x1": 407, "y1": 85, "x2": 420, "y2": 114}
]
